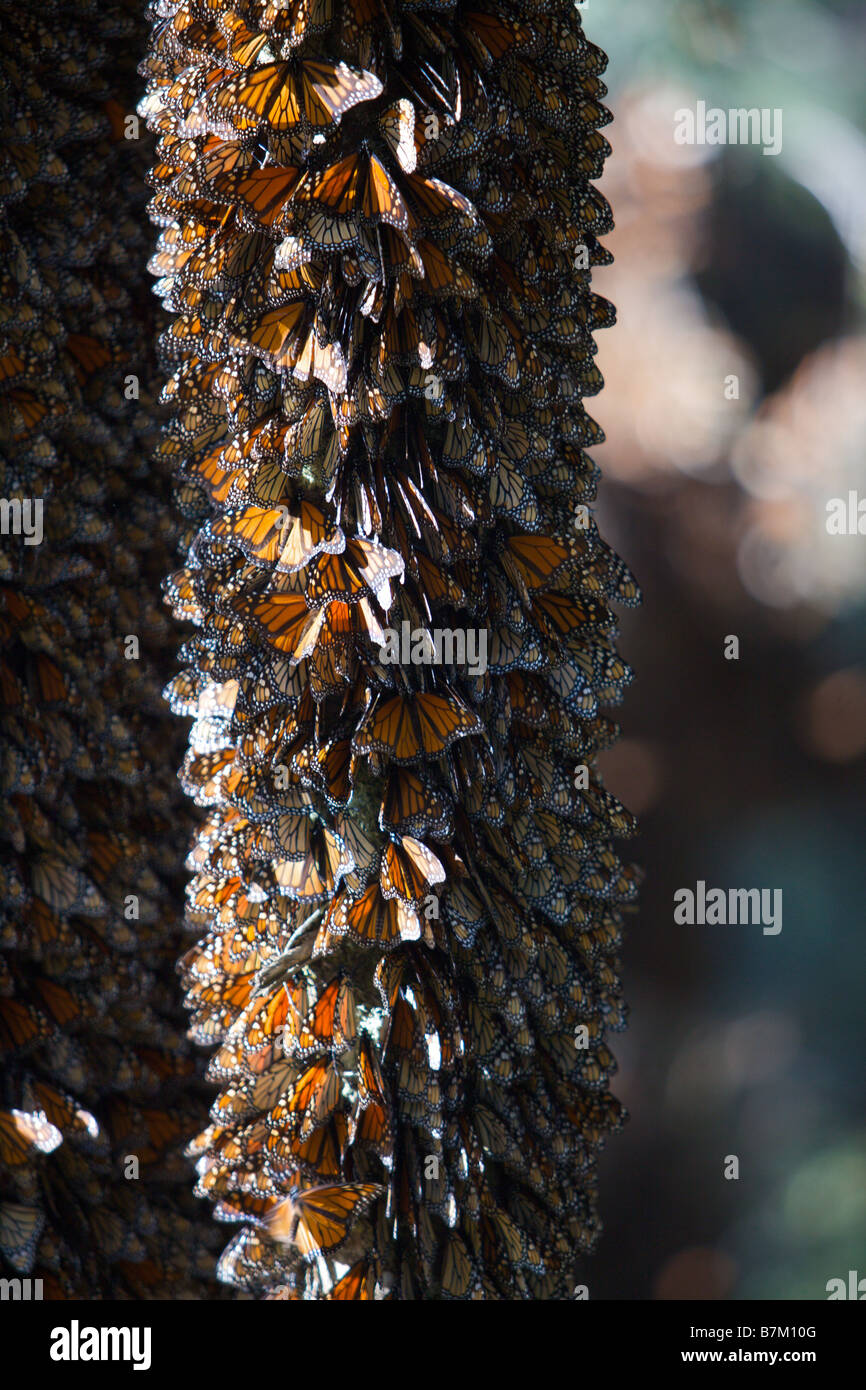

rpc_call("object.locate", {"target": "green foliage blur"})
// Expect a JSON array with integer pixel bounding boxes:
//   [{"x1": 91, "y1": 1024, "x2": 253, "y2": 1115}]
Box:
[{"x1": 579, "y1": 0, "x2": 866, "y2": 1300}]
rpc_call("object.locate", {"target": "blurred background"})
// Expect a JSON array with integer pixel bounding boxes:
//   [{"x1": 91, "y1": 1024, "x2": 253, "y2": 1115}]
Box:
[{"x1": 576, "y1": 0, "x2": 866, "y2": 1299}]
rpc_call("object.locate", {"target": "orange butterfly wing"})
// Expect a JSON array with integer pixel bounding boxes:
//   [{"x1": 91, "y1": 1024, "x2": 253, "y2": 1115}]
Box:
[
  {"x1": 253, "y1": 593, "x2": 325, "y2": 658},
  {"x1": 291, "y1": 1182, "x2": 382, "y2": 1257},
  {"x1": 327, "y1": 1259, "x2": 375, "y2": 1299},
  {"x1": 413, "y1": 691, "x2": 483, "y2": 757},
  {"x1": 363, "y1": 154, "x2": 411, "y2": 233}
]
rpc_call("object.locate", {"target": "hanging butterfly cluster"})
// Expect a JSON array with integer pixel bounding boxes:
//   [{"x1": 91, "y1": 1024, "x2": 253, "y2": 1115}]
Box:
[
  {"x1": 143, "y1": 0, "x2": 639, "y2": 1299},
  {"x1": 0, "y1": 0, "x2": 220, "y2": 1296}
]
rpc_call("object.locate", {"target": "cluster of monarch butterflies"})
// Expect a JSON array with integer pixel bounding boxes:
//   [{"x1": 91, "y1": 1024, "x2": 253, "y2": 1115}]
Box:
[
  {"x1": 143, "y1": 0, "x2": 640, "y2": 1299},
  {"x1": 0, "y1": 0, "x2": 221, "y2": 1297}
]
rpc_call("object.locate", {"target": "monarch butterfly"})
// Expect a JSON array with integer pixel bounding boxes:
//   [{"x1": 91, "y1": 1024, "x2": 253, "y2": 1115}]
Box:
[
  {"x1": 208, "y1": 160, "x2": 305, "y2": 233},
  {"x1": 290, "y1": 976, "x2": 356, "y2": 1060},
  {"x1": 218, "y1": 10, "x2": 271, "y2": 68},
  {"x1": 216, "y1": 1048, "x2": 290, "y2": 1117},
  {"x1": 212, "y1": 502, "x2": 337, "y2": 574},
  {"x1": 326, "y1": 1258, "x2": 376, "y2": 1299},
  {"x1": 0, "y1": 1109, "x2": 62, "y2": 1167},
  {"x1": 380, "y1": 767, "x2": 453, "y2": 838},
  {"x1": 416, "y1": 236, "x2": 476, "y2": 298},
  {"x1": 297, "y1": 735, "x2": 353, "y2": 808},
  {"x1": 263, "y1": 1182, "x2": 382, "y2": 1256},
  {"x1": 186, "y1": 969, "x2": 256, "y2": 1041},
  {"x1": 217, "y1": 1226, "x2": 282, "y2": 1291},
  {"x1": 31, "y1": 653, "x2": 75, "y2": 707},
  {"x1": 353, "y1": 690, "x2": 483, "y2": 764},
  {"x1": 273, "y1": 822, "x2": 353, "y2": 902},
  {"x1": 463, "y1": 11, "x2": 532, "y2": 64},
  {"x1": 310, "y1": 152, "x2": 412, "y2": 238},
  {"x1": 30, "y1": 859, "x2": 103, "y2": 917},
  {"x1": 209, "y1": 61, "x2": 383, "y2": 135},
  {"x1": 20, "y1": 1079, "x2": 97, "y2": 1141},
  {"x1": 443, "y1": 879, "x2": 486, "y2": 946},
  {"x1": 251, "y1": 592, "x2": 325, "y2": 660},
  {"x1": 380, "y1": 835, "x2": 445, "y2": 906},
  {"x1": 440, "y1": 1230, "x2": 476, "y2": 1298},
  {"x1": 404, "y1": 172, "x2": 477, "y2": 226},
  {"x1": 271, "y1": 1057, "x2": 342, "y2": 1137},
  {"x1": 331, "y1": 811, "x2": 379, "y2": 883},
  {"x1": 0, "y1": 1201, "x2": 45, "y2": 1273},
  {"x1": 487, "y1": 625, "x2": 545, "y2": 674},
  {"x1": 264, "y1": 0, "x2": 337, "y2": 48},
  {"x1": 504, "y1": 534, "x2": 572, "y2": 591},
  {"x1": 349, "y1": 1034, "x2": 392, "y2": 1155},
  {"x1": 243, "y1": 302, "x2": 308, "y2": 369},
  {"x1": 64, "y1": 333, "x2": 113, "y2": 382},
  {"x1": 269, "y1": 1116, "x2": 346, "y2": 1179},
  {"x1": 318, "y1": 883, "x2": 421, "y2": 951},
  {"x1": 379, "y1": 99, "x2": 418, "y2": 174},
  {"x1": 0, "y1": 389, "x2": 52, "y2": 439},
  {"x1": 305, "y1": 538, "x2": 404, "y2": 608}
]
